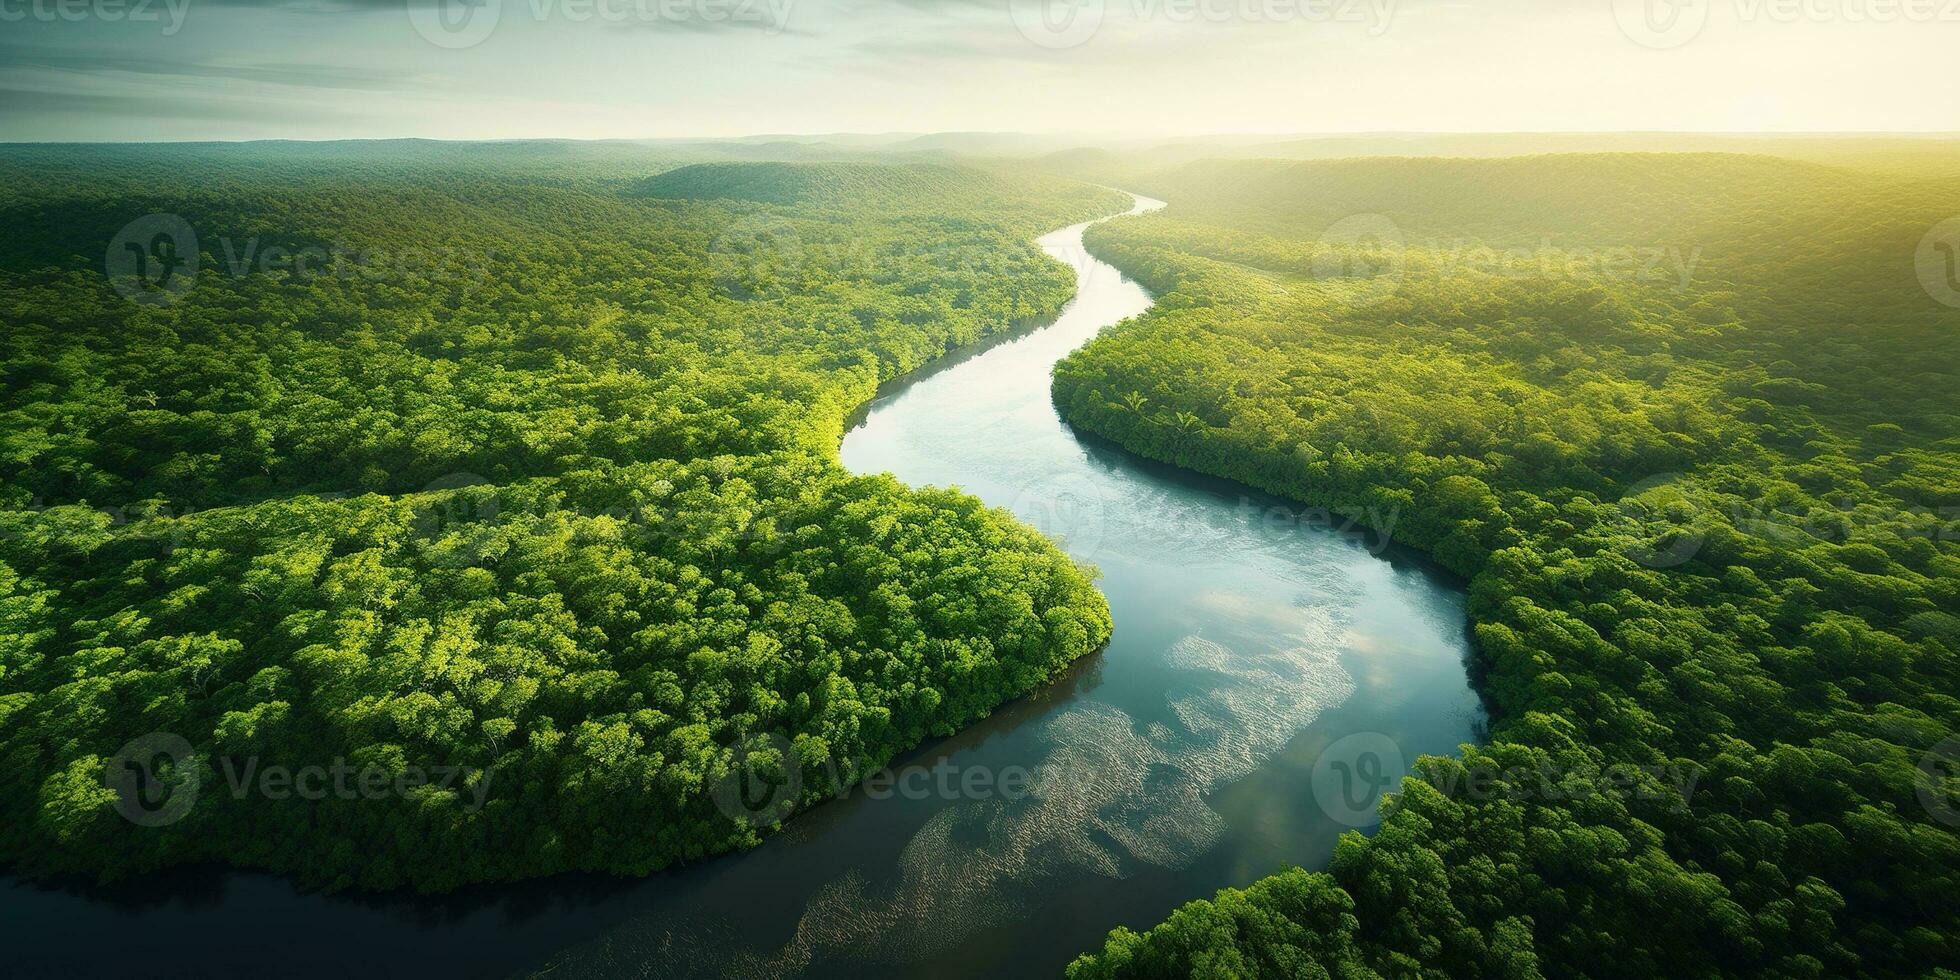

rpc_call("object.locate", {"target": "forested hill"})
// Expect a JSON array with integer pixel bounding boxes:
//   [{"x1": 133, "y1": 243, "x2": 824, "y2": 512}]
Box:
[
  {"x1": 632, "y1": 160, "x2": 1010, "y2": 208},
  {"x1": 1108, "y1": 152, "x2": 1958, "y2": 433},
  {"x1": 1032, "y1": 134, "x2": 1960, "y2": 187},
  {"x1": 0, "y1": 155, "x2": 1119, "y2": 506},
  {"x1": 0, "y1": 149, "x2": 1125, "y2": 891},
  {"x1": 1126, "y1": 152, "x2": 1947, "y2": 245},
  {"x1": 0, "y1": 139, "x2": 722, "y2": 192},
  {"x1": 1059, "y1": 152, "x2": 1960, "y2": 976}
]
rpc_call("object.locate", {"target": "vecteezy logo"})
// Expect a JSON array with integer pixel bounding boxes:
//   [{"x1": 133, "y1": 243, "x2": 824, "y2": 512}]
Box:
[
  {"x1": 1310, "y1": 213, "x2": 1404, "y2": 305},
  {"x1": 105, "y1": 733, "x2": 199, "y2": 827},
  {"x1": 1920, "y1": 737, "x2": 1960, "y2": 828},
  {"x1": 1310, "y1": 731, "x2": 1405, "y2": 828},
  {"x1": 709, "y1": 733, "x2": 803, "y2": 829},
  {"x1": 410, "y1": 0, "x2": 503, "y2": 49},
  {"x1": 1614, "y1": 473, "x2": 1708, "y2": 569},
  {"x1": 1009, "y1": 0, "x2": 1105, "y2": 49},
  {"x1": 1006, "y1": 470, "x2": 1110, "y2": 562},
  {"x1": 1915, "y1": 216, "x2": 1960, "y2": 308},
  {"x1": 410, "y1": 472, "x2": 505, "y2": 568},
  {"x1": 106, "y1": 213, "x2": 198, "y2": 306},
  {"x1": 709, "y1": 213, "x2": 807, "y2": 299},
  {"x1": 1612, "y1": 0, "x2": 1709, "y2": 49}
]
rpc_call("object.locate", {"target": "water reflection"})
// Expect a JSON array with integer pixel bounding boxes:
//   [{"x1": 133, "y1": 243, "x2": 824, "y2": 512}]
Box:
[{"x1": 532, "y1": 195, "x2": 1482, "y2": 977}]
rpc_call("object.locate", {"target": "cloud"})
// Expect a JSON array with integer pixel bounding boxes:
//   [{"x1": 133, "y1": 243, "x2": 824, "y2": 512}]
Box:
[
  {"x1": 197, "y1": 0, "x2": 823, "y2": 34},
  {"x1": 0, "y1": 86, "x2": 364, "y2": 123},
  {"x1": 607, "y1": 16, "x2": 818, "y2": 37},
  {"x1": 0, "y1": 46, "x2": 428, "y2": 91}
]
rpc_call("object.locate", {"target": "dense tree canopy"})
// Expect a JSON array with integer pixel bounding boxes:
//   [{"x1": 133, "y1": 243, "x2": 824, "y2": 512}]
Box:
[
  {"x1": 0, "y1": 144, "x2": 1123, "y2": 890},
  {"x1": 1059, "y1": 152, "x2": 1960, "y2": 977}
]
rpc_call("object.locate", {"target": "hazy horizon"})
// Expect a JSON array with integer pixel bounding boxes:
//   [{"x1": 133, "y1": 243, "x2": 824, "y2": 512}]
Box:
[
  {"x1": 3, "y1": 0, "x2": 1955, "y2": 142},
  {"x1": 7, "y1": 129, "x2": 1960, "y2": 148}
]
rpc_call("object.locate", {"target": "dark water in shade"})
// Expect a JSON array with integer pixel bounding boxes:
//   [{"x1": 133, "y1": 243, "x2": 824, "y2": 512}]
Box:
[{"x1": 0, "y1": 196, "x2": 1482, "y2": 979}]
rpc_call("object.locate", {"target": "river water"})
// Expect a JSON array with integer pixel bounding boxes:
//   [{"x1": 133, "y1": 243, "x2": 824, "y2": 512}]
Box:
[{"x1": 0, "y1": 195, "x2": 1481, "y2": 979}]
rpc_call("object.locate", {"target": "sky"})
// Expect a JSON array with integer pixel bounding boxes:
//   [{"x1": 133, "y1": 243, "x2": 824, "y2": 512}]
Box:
[{"x1": 0, "y1": 0, "x2": 1954, "y2": 140}]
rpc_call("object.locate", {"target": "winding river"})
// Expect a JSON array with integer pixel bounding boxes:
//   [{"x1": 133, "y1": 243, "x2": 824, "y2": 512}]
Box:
[{"x1": 0, "y1": 195, "x2": 1481, "y2": 979}]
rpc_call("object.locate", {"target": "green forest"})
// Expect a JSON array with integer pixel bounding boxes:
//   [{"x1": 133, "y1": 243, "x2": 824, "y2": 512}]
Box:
[
  {"x1": 5, "y1": 137, "x2": 1958, "y2": 976},
  {"x1": 0, "y1": 145, "x2": 1124, "y2": 890},
  {"x1": 1056, "y1": 153, "x2": 1960, "y2": 976}
]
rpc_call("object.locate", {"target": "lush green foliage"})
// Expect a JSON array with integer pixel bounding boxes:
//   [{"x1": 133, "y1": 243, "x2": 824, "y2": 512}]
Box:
[
  {"x1": 1061, "y1": 153, "x2": 1960, "y2": 976},
  {"x1": 631, "y1": 160, "x2": 1023, "y2": 207},
  {"x1": 0, "y1": 145, "x2": 1123, "y2": 890}
]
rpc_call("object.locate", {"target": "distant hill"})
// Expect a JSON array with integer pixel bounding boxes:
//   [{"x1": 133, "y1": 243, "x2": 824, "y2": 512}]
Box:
[
  {"x1": 884, "y1": 132, "x2": 1091, "y2": 157},
  {"x1": 631, "y1": 160, "x2": 1034, "y2": 208},
  {"x1": 1128, "y1": 152, "x2": 1860, "y2": 244},
  {"x1": 1026, "y1": 133, "x2": 1960, "y2": 185},
  {"x1": 1106, "y1": 149, "x2": 1960, "y2": 328},
  {"x1": 1031, "y1": 146, "x2": 1137, "y2": 184},
  {"x1": 1233, "y1": 132, "x2": 1960, "y2": 175}
]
